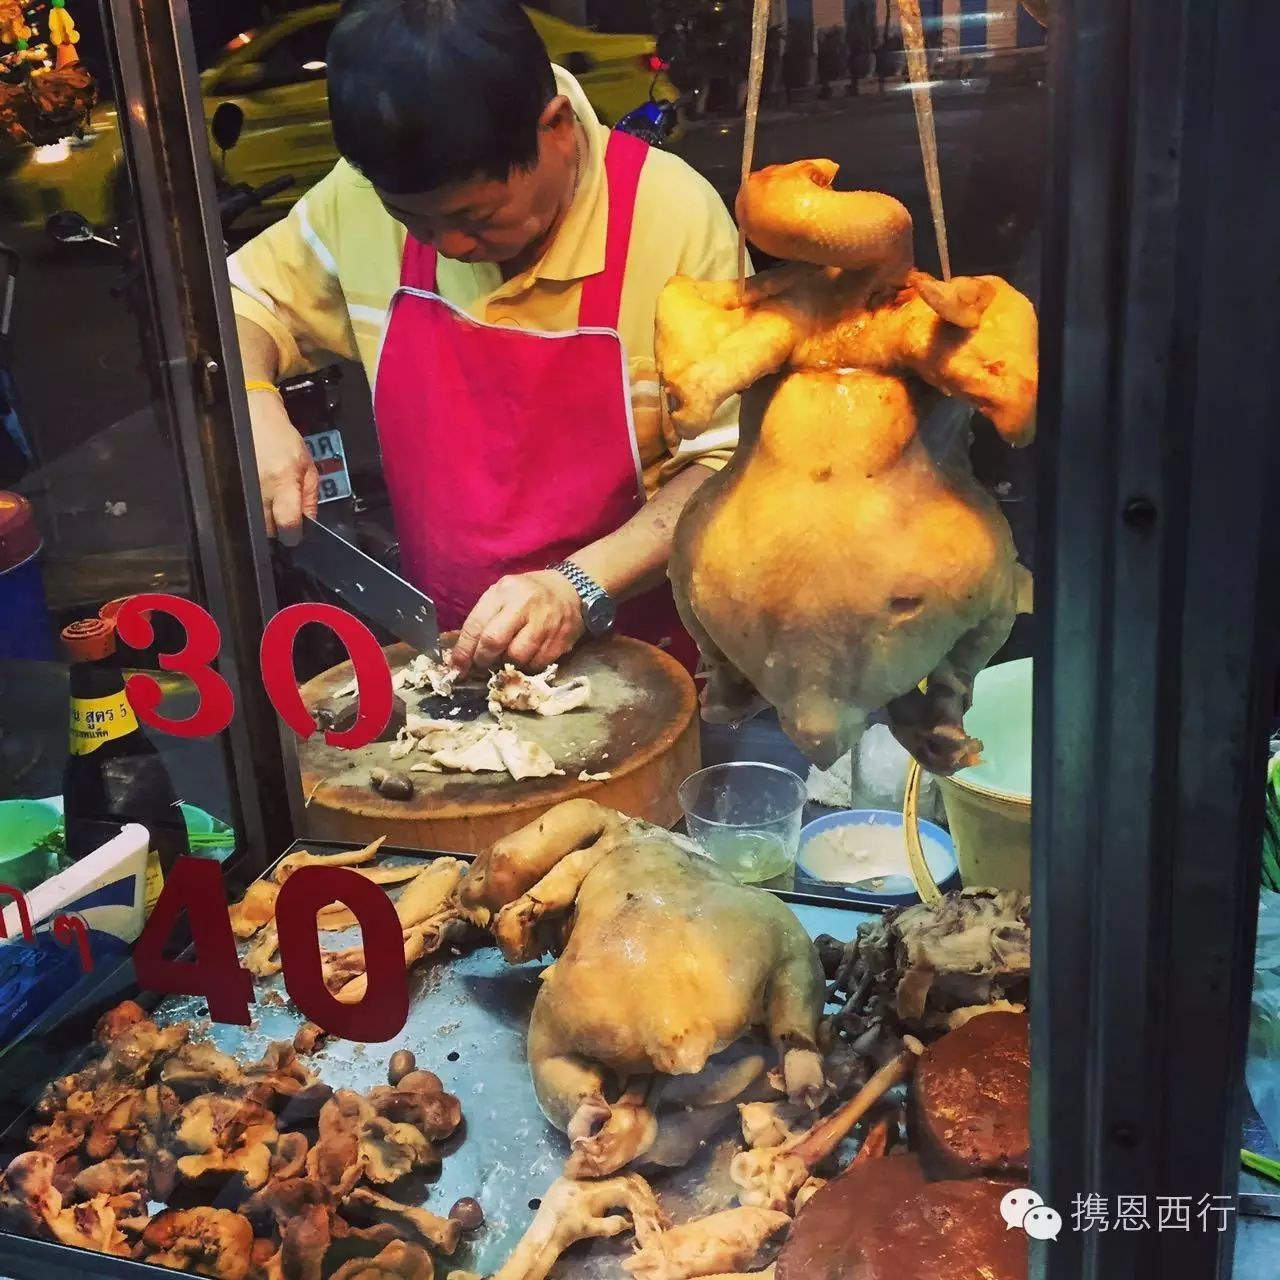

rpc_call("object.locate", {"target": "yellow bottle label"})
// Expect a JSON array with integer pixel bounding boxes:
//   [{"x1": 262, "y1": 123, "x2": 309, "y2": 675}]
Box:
[
  {"x1": 69, "y1": 690, "x2": 140, "y2": 755},
  {"x1": 143, "y1": 849, "x2": 165, "y2": 914}
]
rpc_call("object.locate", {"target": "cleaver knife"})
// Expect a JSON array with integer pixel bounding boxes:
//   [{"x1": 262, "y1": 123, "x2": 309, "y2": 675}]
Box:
[{"x1": 287, "y1": 515, "x2": 439, "y2": 654}]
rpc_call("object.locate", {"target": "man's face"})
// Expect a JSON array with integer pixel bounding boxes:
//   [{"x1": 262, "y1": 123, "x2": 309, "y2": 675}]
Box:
[{"x1": 376, "y1": 96, "x2": 577, "y2": 266}]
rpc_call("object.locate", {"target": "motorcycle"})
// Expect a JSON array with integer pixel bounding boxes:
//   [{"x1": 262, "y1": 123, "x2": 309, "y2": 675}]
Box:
[{"x1": 615, "y1": 89, "x2": 689, "y2": 147}]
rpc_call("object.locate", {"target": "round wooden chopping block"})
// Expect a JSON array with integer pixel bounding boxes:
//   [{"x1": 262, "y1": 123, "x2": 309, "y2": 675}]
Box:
[{"x1": 296, "y1": 636, "x2": 700, "y2": 853}]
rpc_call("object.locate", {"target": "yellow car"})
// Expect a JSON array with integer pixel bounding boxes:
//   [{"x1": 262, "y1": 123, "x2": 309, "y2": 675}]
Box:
[{"x1": 0, "y1": 4, "x2": 673, "y2": 232}]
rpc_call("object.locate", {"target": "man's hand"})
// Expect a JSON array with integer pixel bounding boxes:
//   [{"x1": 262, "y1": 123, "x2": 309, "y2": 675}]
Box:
[
  {"x1": 249, "y1": 389, "x2": 318, "y2": 545},
  {"x1": 451, "y1": 570, "x2": 584, "y2": 675}
]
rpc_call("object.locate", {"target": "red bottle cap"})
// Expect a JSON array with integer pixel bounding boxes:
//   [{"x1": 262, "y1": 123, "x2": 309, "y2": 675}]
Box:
[
  {"x1": 98, "y1": 597, "x2": 132, "y2": 626},
  {"x1": 0, "y1": 491, "x2": 41, "y2": 573},
  {"x1": 61, "y1": 617, "x2": 117, "y2": 662}
]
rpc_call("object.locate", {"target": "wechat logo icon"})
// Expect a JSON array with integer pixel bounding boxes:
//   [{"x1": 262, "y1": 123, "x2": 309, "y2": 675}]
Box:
[{"x1": 1000, "y1": 1188, "x2": 1062, "y2": 1242}]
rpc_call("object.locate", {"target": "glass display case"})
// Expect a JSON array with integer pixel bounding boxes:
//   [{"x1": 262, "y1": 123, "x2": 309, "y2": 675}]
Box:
[{"x1": 0, "y1": 1, "x2": 1276, "y2": 1278}]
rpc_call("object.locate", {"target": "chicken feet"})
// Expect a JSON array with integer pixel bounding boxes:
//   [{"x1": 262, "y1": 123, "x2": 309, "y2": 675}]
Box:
[
  {"x1": 492, "y1": 1175, "x2": 668, "y2": 1280},
  {"x1": 731, "y1": 1042, "x2": 921, "y2": 1212}
]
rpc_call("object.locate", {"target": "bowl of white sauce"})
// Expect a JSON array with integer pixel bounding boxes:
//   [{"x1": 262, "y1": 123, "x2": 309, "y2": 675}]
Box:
[{"x1": 796, "y1": 809, "x2": 960, "y2": 904}]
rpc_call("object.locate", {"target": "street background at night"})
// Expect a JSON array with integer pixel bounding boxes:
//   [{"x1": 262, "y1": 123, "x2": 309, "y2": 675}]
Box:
[{"x1": 1, "y1": 0, "x2": 1046, "y2": 620}]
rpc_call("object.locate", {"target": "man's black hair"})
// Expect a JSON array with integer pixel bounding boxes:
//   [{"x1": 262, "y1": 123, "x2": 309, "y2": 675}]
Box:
[{"x1": 327, "y1": 0, "x2": 557, "y2": 194}]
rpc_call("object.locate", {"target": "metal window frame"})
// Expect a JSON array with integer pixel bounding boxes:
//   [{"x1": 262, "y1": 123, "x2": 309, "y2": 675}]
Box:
[
  {"x1": 1033, "y1": 0, "x2": 1280, "y2": 1277},
  {"x1": 97, "y1": 0, "x2": 303, "y2": 867}
]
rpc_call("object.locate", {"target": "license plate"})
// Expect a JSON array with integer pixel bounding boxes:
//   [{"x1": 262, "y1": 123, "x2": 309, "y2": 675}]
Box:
[{"x1": 303, "y1": 428, "x2": 352, "y2": 502}]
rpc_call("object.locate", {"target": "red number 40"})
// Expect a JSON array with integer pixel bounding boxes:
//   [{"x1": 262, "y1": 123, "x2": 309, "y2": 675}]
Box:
[
  {"x1": 113, "y1": 595, "x2": 393, "y2": 750},
  {"x1": 134, "y1": 857, "x2": 409, "y2": 1041}
]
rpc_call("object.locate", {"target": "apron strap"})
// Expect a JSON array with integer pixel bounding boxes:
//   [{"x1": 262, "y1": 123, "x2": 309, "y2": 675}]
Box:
[
  {"x1": 578, "y1": 130, "x2": 649, "y2": 331},
  {"x1": 400, "y1": 233, "x2": 439, "y2": 291}
]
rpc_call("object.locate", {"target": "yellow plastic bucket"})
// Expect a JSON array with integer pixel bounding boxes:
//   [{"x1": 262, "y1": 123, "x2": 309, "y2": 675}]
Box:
[{"x1": 904, "y1": 658, "x2": 1033, "y2": 898}]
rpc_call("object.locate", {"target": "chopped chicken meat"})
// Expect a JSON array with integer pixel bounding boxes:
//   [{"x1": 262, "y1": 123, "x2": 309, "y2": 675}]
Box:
[
  {"x1": 395, "y1": 715, "x2": 565, "y2": 781},
  {"x1": 493, "y1": 729, "x2": 563, "y2": 780},
  {"x1": 431, "y1": 728, "x2": 507, "y2": 773},
  {"x1": 398, "y1": 652, "x2": 459, "y2": 697},
  {"x1": 488, "y1": 665, "x2": 591, "y2": 717}
]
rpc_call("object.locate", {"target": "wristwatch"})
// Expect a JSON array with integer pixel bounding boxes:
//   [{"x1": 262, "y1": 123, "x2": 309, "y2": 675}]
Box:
[{"x1": 548, "y1": 560, "x2": 617, "y2": 637}]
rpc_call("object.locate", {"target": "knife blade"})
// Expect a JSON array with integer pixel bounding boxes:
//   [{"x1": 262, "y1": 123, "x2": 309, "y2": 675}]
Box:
[{"x1": 288, "y1": 516, "x2": 439, "y2": 654}]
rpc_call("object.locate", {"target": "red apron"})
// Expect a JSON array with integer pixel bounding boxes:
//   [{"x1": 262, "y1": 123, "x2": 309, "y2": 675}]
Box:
[{"x1": 373, "y1": 130, "x2": 696, "y2": 672}]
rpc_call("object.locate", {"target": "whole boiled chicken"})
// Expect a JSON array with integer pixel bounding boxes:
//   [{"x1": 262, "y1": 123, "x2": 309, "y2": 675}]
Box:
[
  {"x1": 655, "y1": 159, "x2": 1038, "y2": 772},
  {"x1": 459, "y1": 800, "x2": 826, "y2": 1178}
]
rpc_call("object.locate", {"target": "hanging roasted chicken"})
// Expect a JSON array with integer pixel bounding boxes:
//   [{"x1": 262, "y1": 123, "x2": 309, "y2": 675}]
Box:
[{"x1": 655, "y1": 159, "x2": 1038, "y2": 772}]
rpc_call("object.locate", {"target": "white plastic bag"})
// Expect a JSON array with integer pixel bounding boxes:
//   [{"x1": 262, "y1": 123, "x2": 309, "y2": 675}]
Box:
[
  {"x1": 1246, "y1": 889, "x2": 1280, "y2": 1143},
  {"x1": 806, "y1": 723, "x2": 947, "y2": 825}
]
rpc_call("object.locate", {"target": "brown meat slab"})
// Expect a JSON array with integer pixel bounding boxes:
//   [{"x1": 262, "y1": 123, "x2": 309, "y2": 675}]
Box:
[
  {"x1": 913, "y1": 1011, "x2": 1030, "y2": 1180},
  {"x1": 776, "y1": 1155, "x2": 1027, "y2": 1280}
]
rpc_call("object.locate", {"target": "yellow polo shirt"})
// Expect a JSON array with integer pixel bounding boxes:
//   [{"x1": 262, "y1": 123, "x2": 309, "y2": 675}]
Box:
[{"x1": 228, "y1": 67, "x2": 744, "y2": 491}]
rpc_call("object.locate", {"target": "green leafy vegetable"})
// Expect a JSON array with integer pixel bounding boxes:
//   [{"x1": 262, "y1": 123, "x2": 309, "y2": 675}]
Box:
[
  {"x1": 1242, "y1": 1148, "x2": 1280, "y2": 1184},
  {"x1": 28, "y1": 826, "x2": 66, "y2": 862},
  {"x1": 1263, "y1": 752, "x2": 1280, "y2": 893}
]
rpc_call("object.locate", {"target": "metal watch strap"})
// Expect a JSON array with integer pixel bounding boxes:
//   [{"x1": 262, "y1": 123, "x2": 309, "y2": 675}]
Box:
[
  {"x1": 547, "y1": 559, "x2": 615, "y2": 636},
  {"x1": 548, "y1": 559, "x2": 603, "y2": 604}
]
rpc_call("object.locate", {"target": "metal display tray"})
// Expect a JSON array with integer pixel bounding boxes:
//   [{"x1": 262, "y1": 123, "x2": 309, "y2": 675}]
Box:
[{"x1": 0, "y1": 841, "x2": 878, "y2": 1280}]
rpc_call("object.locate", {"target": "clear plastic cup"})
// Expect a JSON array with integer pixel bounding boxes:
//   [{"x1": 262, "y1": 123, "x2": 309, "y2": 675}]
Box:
[{"x1": 678, "y1": 762, "x2": 807, "y2": 889}]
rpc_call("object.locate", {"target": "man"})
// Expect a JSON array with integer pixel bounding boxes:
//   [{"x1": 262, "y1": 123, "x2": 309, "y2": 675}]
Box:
[{"x1": 229, "y1": 0, "x2": 743, "y2": 676}]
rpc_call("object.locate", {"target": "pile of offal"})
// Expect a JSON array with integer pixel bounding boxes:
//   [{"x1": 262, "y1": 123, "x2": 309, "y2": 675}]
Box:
[{"x1": 0, "y1": 1000, "x2": 479, "y2": 1279}]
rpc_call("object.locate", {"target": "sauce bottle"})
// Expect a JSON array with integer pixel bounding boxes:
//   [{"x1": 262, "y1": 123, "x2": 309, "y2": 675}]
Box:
[{"x1": 61, "y1": 617, "x2": 188, "y2": 911}]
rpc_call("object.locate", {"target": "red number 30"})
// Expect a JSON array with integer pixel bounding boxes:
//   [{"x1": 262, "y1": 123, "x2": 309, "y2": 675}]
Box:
[
  {"x1": 114, "y1": 593, "x2": 235, "y2": 738},
  {"x1": 261, "y1": 603, "x2": 393, "y2": 749},
  {"x1": 112, "y1": 594, "x2": 393, "y2": 750}
]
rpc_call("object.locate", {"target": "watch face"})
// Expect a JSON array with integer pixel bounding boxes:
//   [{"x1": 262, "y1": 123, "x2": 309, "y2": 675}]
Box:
[{"x1": 584, "y1": 593, "x2": 617, "y2": 636}]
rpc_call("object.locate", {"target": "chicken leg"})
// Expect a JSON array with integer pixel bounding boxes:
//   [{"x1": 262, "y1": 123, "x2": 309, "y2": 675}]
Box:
[
  {"x1": 884, "y1": 604, "x2": 1014, "y2": 775},
  {"x1": 564, "y1": 1076, "x2": 662, "y2": 1179},
  {"x1": 460, "y1": 799, "x2": 624, "y2": 919},
  {"x1": 623, "y1": 1208, "x2": 791, "y2": 1280},
  {"x1": 493, "y1": 1175, "x2": 669, "y2": 1280},
  {"x1": 493, "y1": 839, "x2": 622, "y2": 964}
]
